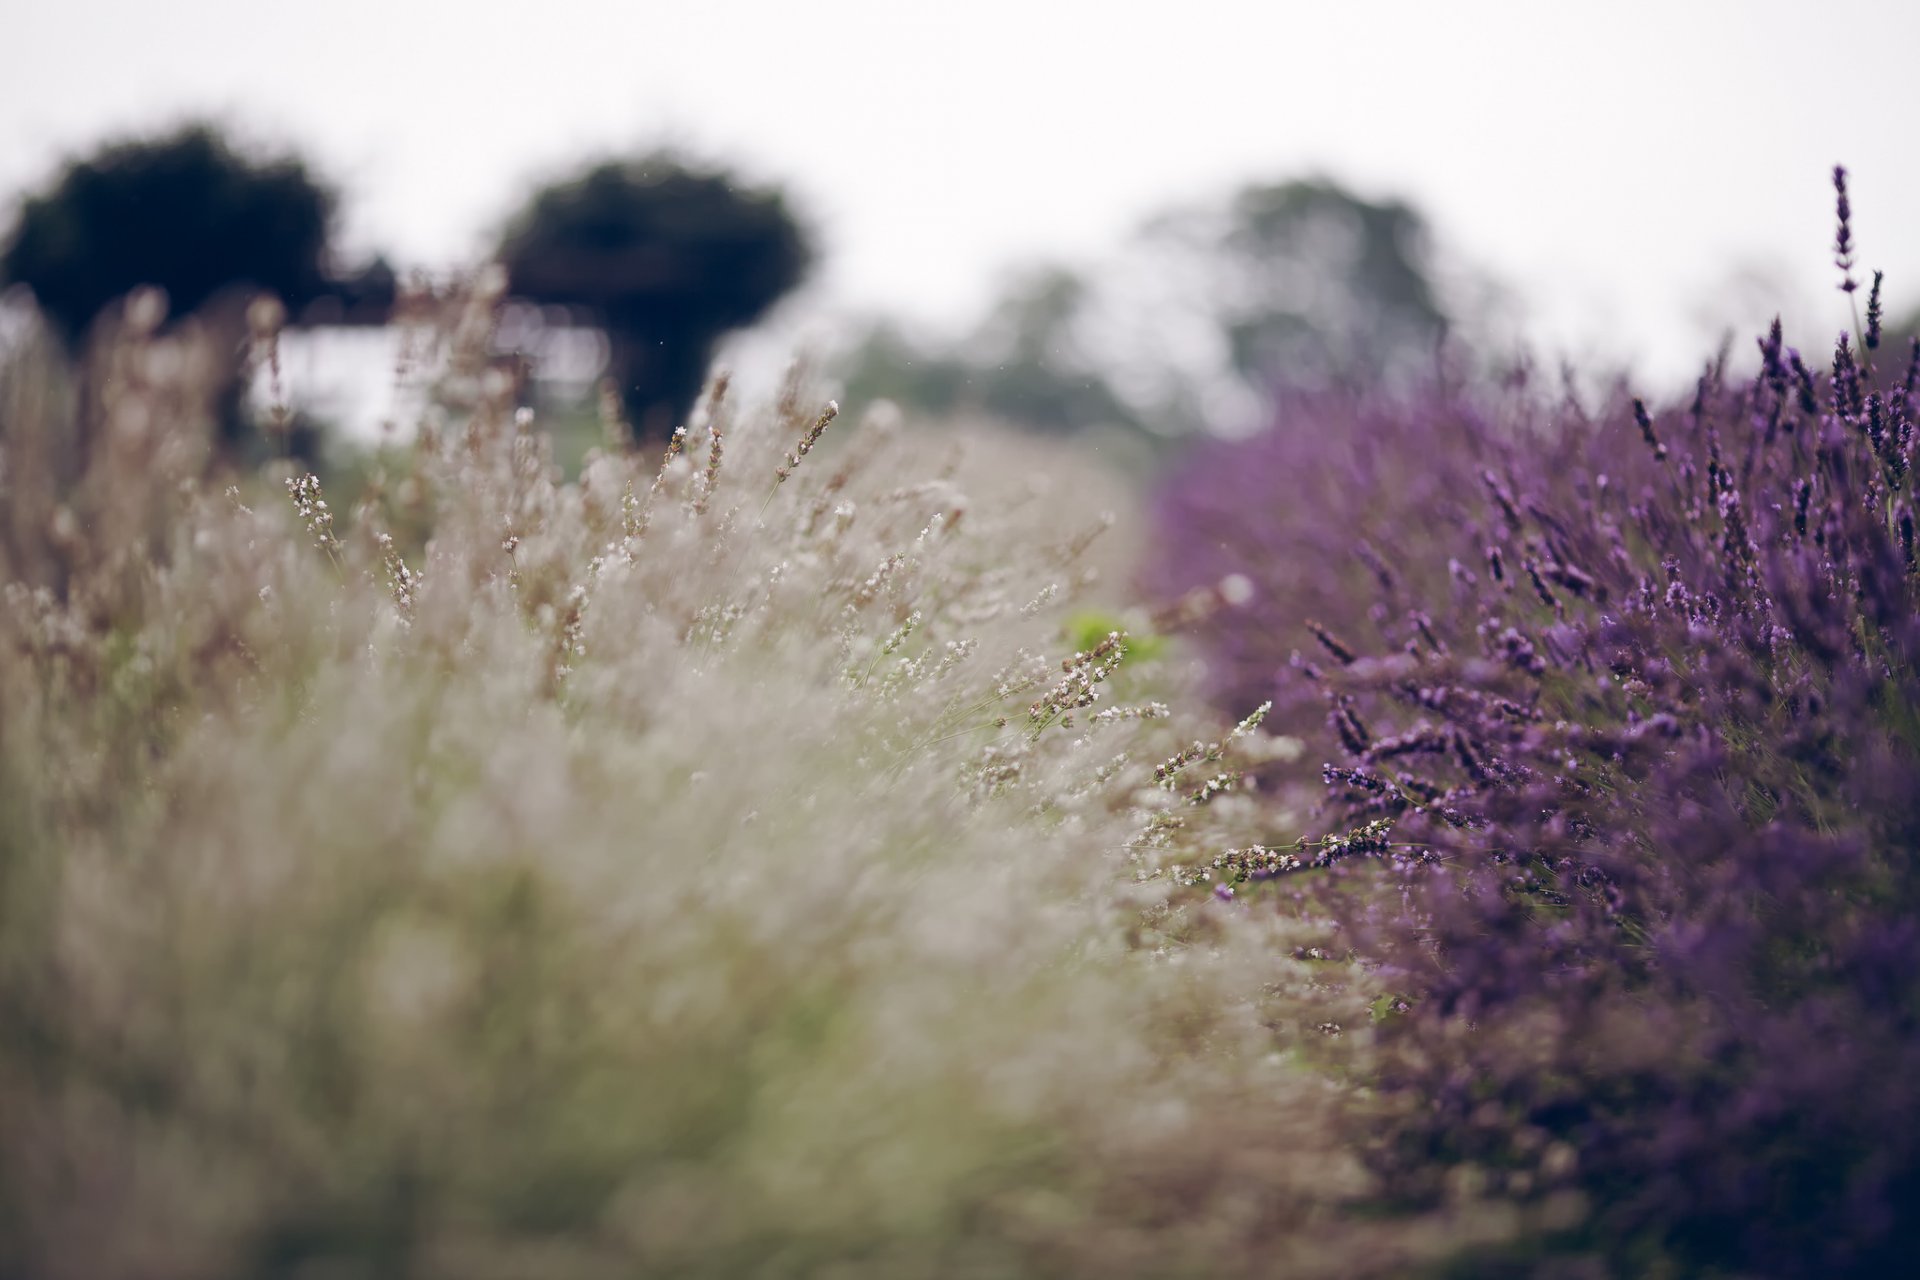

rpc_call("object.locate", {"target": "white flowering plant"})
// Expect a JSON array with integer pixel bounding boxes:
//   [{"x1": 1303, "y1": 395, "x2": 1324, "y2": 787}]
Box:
[{"x1": 0, "y1": 286, "x2": 1517, "y2": 1278}]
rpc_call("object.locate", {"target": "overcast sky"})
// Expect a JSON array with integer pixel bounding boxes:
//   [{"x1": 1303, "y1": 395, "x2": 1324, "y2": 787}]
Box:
[{"x1": 5, "y1": 0, "x2": 1917, "y2": 391}]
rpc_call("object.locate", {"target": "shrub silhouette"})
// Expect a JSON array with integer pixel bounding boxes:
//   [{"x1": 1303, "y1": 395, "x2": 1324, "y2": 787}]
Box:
[
  {"x1": 497, "y1": 156, "x2": 811, "y2": 439},
  {"x1": 2, "y1": 124, "x2": 339, "y2": 461},
  {"x1": 1, "y1": 124, "x2": 335, "y2": 349}
]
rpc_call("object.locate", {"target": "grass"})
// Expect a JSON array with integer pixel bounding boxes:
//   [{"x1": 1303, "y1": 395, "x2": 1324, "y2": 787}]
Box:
[{"x1": 0, "y1": 290, "x2": 1527, "y2": 1277}]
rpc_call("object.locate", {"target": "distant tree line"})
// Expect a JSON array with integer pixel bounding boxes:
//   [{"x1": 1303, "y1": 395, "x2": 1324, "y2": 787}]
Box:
[
  {"x1": 836, "y1": 177, "x2": 1459, "y2": 445},
  {"x1": 1, "y1": 123, "x2": 813, "y2": 451},
  {"x1": 3, "y1": 121, "x2": 1505, "y2": 456}
]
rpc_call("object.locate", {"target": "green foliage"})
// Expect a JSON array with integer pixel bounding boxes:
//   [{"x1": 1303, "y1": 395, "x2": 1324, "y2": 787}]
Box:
[{"x1": 1065, "y1": 609, "x2": 1166, "y2": 665}]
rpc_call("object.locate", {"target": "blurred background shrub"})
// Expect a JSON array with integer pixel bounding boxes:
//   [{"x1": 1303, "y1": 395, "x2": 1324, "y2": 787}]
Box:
[
  {"x1": 496, "y1": 154, "x2": 812, "y2": 440},
  {"x1": 0, "y1": 124, "x2": 337, "y2": 351}
]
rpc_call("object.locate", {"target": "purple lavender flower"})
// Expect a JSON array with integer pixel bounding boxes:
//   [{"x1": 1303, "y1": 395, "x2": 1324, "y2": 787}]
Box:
[
  {"x1": 1867, "y1": 269, "x2": 1885, "y2": 350},
  {"x1": 1834, "y1": 164, "x2": 1859, "y2": 293},
  {"x1": 1149, "y1": 197, "x2": 1920, "y2": 1277}
]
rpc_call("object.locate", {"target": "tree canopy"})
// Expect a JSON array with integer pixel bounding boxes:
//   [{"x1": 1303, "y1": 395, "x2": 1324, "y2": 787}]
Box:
[
  {"x1": 1, "y1": 124, "x2": 336, "y2": 348},
  {"x1": 497, "y1": 156, "x2": 811, "y2": 437}
]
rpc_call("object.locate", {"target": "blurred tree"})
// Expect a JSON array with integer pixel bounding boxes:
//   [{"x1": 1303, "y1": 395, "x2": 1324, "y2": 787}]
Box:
[
  {"x1": 837, "y1": 321, "x2": 973, "y2": 419},
  {"x1": 1211, "y1": 178, "x2": 1448, "y2": 390},
  {"x1": 965, "y1": 267, "x2": 1145, "y2": 430},
  {"x1": 496, "y1": 157, "x2": 811, "y2": 438},
  {"x1": 1, "y1": 124, "x2": 336, "y2": 348},
  {"x1": 1085, "y1": 177, "x2": 1452, "y2": 433},
  {"x1": 840, "y1": 267, "x2": 1144, "y2": 437},
  {"x1": 837, "y1": 176, "x2": 1455, "y2": 443},
  {"x1": 1, "y1": 124, "x2": 343, "y2": 460}
]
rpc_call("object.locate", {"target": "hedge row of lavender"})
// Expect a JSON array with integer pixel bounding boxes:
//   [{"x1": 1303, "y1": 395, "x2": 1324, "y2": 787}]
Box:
[{"x1": 1151, "y1": 174, "x2": 1920, "y2": 1276}]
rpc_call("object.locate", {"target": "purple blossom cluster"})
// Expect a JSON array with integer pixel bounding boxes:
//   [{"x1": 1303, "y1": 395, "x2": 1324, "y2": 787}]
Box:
[{"x1": 1150, "y1": 182, "x2": 1920, "y2": 1275}]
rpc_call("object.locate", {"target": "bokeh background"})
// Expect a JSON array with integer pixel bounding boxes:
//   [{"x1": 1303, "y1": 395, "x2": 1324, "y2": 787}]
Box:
[
  {"x1": 11, "y1": 6, "x2": 1920, "y2": 1277},
  {"x1": 6, "y1": 0, "x2": 1919, "y2": 452}
]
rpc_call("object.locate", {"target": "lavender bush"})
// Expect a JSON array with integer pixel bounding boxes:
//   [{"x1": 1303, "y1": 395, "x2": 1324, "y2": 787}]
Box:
[{"x1": 1151, "y1": 168, "x2": 1920, "y2": 1275}]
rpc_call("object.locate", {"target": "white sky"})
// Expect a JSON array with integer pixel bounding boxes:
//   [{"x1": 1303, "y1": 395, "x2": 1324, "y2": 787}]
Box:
[{"x1": 5, "y1": 0, "x2": 1917, "y2": 393}]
